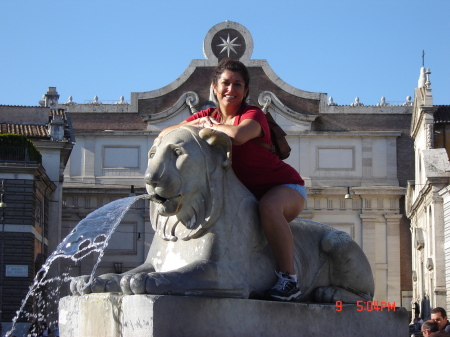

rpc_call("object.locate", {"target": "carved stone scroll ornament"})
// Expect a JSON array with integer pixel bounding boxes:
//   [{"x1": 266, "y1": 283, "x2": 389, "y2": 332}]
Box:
[
  {"x1": 141, "y1": 91, "x2": 199, "y2": 123},
  {"x1": 70, "y1": 126, "x2": 374, "y2": 303},
  {"x1": 257, "y1": 91, "x2": 317, "y2": 131},
  {"x1": 425, "y1": 124, "x2": 433, "y2": 149}
]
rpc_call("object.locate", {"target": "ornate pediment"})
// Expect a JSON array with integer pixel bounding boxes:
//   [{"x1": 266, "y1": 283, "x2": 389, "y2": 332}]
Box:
[{"x1": 133, "y1": 21, "x2": 326, "y2": 120}]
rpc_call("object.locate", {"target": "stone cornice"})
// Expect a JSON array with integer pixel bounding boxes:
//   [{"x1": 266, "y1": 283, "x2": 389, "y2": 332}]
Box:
[
  {"x1": 62, "y1": 185, "x2": 147, "y2": 193},
  {"x1": 0, "y1": 162, "x2": 39, "y2": 173},
  {"x1": 307, "y1": 186, "x2": 405, "y2": 196},
  {"x1": 0, "y1": 163, "x2": 56, "y2": 191},
  {"x1": 438, "y1": 185, "x2": 450, "y2": 198},
  {"x1": 359, "y1": 214, "x2": 378, "y2": 221},
  {"x1": 295, "y1": 131, "x2": 402, "y2": 137},
  {"x1": 69, "y1": 130, "x2": 156, "y2": 136},
  {"x1": 33, "y1": 139, "x2": 72, "y2": 150},
  {"x1": 384, "y1": 214, "x2": 403, "y2": 222},
  {"x1": 407, "y1": 183, "x2": 430, "y2": 219},
  {"x1": 323, "y1": 105, "x2": 412, "y2": 115},
  {"x1": 406, "y1": 182, "x2": 450, "y2": 218},
  {"x1": 350, "y1": 186, "x2": 406, "y2": 196}
]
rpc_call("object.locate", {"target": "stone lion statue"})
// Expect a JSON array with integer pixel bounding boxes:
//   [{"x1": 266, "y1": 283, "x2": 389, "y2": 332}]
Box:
[{"x1": 71, "y1": 126, "x2": 374, "y2": 303}]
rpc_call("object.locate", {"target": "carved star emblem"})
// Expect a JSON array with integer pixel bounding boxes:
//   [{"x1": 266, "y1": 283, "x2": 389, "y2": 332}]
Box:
[{"x1": 217, "y1": 34, "x2": 241, "y2": 57}]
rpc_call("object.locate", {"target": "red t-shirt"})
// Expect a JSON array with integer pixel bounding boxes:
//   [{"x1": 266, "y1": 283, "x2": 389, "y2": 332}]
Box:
[{"x1": 186, "y1": 105, "x2": 304, "y2": 199}]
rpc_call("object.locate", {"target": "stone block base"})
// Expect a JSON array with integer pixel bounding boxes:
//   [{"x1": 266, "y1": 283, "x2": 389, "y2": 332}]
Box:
[{"x1": 59, "y1": 294, "x2": 408, "y2": 337}]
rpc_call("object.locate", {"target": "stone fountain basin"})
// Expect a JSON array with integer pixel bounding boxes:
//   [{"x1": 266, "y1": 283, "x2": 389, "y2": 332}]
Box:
[{"x1": 59, "y1": 293, "x2": 408, "y2": 337}]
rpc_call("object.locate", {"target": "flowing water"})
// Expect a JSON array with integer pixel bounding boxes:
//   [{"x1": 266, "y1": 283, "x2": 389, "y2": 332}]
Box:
[{"x1": 6, "y1": 194, "x2": 148, "y2": 337}]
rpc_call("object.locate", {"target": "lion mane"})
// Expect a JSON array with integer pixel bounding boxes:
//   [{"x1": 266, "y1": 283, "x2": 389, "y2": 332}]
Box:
[{"x1": 147, "y1": 126, "x2": 236, "y2": 241}]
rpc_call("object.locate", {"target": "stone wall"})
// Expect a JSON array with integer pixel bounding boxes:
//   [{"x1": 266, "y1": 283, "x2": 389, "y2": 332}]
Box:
[{"x1": 313, "y1": 113, "x2": 414, "y2": 187}]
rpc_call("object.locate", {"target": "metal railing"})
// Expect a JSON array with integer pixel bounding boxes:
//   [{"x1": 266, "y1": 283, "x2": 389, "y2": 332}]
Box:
[{"x1": 0, "y1": 145, "x2": 38, "y2": 163}]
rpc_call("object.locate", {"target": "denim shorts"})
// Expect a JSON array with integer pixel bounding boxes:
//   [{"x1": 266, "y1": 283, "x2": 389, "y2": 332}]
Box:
[{"x1": 282, "y1": 184, "x2": 307, "y2": 201}]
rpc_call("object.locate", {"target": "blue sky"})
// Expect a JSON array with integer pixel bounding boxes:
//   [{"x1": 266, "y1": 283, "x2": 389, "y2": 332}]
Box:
[{"x1": 1, "y1": 0, "x2": 449, "y2": 107}]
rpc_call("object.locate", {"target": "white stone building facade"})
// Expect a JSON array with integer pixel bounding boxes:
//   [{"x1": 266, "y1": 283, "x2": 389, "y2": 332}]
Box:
[{"x1": 407, "y1": 67, "x2": 450, "y2": 318}]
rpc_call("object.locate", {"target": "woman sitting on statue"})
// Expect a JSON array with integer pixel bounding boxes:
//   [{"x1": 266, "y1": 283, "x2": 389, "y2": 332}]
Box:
[{"x1": 155, "y1": 58, "x2": 307, "y2": 302}]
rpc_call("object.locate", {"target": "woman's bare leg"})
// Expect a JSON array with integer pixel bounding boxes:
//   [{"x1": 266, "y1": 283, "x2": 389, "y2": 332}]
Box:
[{"x1": 258, "y1": 185, "x2": 305, "y2": 275}]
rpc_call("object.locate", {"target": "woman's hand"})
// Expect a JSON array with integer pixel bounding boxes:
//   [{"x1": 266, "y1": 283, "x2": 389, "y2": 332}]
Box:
[
  {"x1": 195, "y1": 116, "x2": 220, "y2": 129},
  {"x1": 154, "y1": 116, "x2": 220, "y2": 142}
]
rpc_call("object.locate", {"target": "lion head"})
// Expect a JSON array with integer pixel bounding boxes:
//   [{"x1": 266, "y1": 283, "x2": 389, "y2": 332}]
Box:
[{"x1": 145, "y1": 126, "x2": 232, "y2": 241}]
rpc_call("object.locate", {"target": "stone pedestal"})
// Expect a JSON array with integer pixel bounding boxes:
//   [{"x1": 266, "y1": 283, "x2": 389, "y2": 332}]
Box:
[{"x1": 59, "y1": 294, "x2": 409, "y2": 337}]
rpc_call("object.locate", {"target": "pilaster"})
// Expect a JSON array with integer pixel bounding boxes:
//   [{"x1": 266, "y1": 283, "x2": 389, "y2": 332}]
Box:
[
  {"x1": 385, "y1": 214, "x2": 402, "y2": 304},
  {"x1": 82, "y1": 136, "x2": 96, "y2": 179},
  {"x1": 439, "y1": 186, "x2": 450, "y2": 309},
  {"x1": 431, "y1": 191, "x2": 447, "y2": 308},
  {"x1": 360, "y1": 214, "x2": 377, "y2": 260},
  {"x1": 360, "y1": 214, "x2": 377, "y2": 293}
]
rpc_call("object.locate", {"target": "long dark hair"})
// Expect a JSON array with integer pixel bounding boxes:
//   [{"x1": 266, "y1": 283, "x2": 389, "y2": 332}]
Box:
[{"x1": 212, "y1": 58, "x2": 250, "y2": 103}]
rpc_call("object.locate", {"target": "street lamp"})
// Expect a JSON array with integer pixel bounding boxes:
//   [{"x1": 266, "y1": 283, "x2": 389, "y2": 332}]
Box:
[
  {"x1": 0, "y1": 192, "x2": 6, "y2": 209},
  {"x1": 344, "y1": 187, "x2": 352, "y2": 199}
]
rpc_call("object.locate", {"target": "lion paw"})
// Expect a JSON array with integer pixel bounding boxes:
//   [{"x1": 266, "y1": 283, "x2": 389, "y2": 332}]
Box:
[
  {"x1": 70, "y1": 274, "x2": 122, "y2": 295},
  {"x1": 314, "y1": 286, "x2": 346, "y2": 303},
  {"x1": 93, "y1": 274, "x2": 122, "y2": 293},
  {"x1": 314, "y1": 286, "x2": 371, "y2": 304},
  {"x1": 120, "y1": 272, "x2": 174, "y2": 295},
  {"x1": 120, "y1": 272, "x2": 149, "y2": 294},
  {"x1": 70, "y1": 275, "x2": 92, "y2": 295}
]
